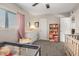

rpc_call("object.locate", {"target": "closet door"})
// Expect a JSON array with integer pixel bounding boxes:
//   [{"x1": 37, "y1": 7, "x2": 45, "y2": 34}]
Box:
[
  {"x1": 60, "y1": 17, "x2": 71, "y2": 42},
  {"x1": 39, "y1": 19, "x2": 48, "y2": 40}
]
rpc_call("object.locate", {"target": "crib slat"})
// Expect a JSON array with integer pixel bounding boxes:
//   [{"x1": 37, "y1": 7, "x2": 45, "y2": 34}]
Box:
[{"x1": 65, "y1": 35, "x2": 79, "y2": 56}]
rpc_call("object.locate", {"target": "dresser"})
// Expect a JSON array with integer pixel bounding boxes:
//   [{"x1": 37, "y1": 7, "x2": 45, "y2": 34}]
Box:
[{"x1": 25, "y1": 30, "x2": 38, "y2": 43}]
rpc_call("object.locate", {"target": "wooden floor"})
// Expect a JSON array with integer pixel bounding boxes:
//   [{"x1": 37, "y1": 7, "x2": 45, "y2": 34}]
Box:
[{"x1": 33, "y1": 40, "x2": 66, "y2": 56}]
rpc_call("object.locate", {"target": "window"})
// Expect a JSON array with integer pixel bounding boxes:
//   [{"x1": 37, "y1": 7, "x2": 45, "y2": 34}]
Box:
[
  {"x1": 0, "y1": 9, "x2": 16, "y2": 29},
  {"x1": 0, "y1": 9, "x2": 6, "y2": 28},
  {"x1": 8, "y1": 12, "x2": 16, "y2": 29}
]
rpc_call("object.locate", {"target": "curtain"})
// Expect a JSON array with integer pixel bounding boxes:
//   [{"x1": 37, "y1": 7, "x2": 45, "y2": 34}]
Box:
[{"x1": 17, "y1": 12, "x2": 25, "y2": 39}]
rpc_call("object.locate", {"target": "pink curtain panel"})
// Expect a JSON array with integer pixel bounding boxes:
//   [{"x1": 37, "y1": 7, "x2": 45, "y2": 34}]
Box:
[{"x1": 17, "y1": 12, "x2": 25, "y2": 39}]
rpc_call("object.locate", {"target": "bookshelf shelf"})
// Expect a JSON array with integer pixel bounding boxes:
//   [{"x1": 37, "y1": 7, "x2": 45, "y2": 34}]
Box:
[{"x1": 49, "y1": 24, "x2": 59, "y2": 42}]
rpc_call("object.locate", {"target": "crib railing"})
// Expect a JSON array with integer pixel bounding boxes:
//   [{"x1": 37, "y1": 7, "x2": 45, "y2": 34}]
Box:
[
  {"x1": 65, "y1": 34, "x2": 79, "y2": 56},
  {"x1": 0, "y1": 42, "x2": 41, "y2": 56}
]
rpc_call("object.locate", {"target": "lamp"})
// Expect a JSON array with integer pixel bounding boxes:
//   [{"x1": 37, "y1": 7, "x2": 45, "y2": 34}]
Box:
[{"x1": 30, "y1": 25, "x2": 36, "y2": 29}]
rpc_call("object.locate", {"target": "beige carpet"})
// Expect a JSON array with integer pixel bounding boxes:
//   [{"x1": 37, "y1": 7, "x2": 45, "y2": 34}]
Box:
[{"x1": 33, "y1": 40, "x2": 66, "y2": 56}]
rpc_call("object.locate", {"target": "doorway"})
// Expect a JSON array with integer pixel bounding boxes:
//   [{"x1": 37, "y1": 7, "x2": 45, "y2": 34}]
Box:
[{"x1": 60, "y1": 17, "x2": 71, "y2": 42}]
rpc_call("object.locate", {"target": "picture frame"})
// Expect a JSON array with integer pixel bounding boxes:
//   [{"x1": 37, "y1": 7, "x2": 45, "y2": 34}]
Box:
[
  {"x1": 72, "y1": 16, "x2": 75, "y2": 23},
  {"x1": 29, "y1": 22, "x2": 30, "y2": 27},
  {"x1": 35, "y1": 22, "x2": 39, "y2": 28}
]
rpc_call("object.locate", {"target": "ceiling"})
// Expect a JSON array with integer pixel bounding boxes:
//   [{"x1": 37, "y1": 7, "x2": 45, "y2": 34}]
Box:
[{"x1": 17, "y1": 3, "x2": 79, "y2": 15}]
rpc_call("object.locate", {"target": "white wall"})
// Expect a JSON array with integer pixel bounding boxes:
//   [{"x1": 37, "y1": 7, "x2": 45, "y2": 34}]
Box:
[
  {"x1": 0, "y1": 3, "x2": 25, "y2": 14},
  {"x1": 0, "y1": 3, "x2": 33, "y2": 30},
  {"x1": 70, "y1": 5, "x2": 79, "y2": 34},
  {"x1": 27, "y1": 14, "x2": 59, "y2": 40},
  {"x1": 0, "y1": 29, "x2": 17, "y2": 42},
  {"x1": 0, "y1": 3, "x2": 33, "y2": 42},
  {"x1": 0, "y1": 4, "x2": 23, "y2": 42},
  {"x1": 39, "y1": 18, "x2": 48, "y2": 40},
  {"x1": 0, "y1": 3, "x2": 34, "y2": 30}
]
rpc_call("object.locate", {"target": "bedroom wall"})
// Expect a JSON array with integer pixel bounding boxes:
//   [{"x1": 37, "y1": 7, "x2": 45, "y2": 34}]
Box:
[
  {"x1": 0, "y1": 3, "x2": 32, "y2": 42},
  {"x1": 0, "y1": 3, "x2": 32, "y2": 29},
  {"x1": 0, "y1": 3, "x2": 33, "y2": 29},
  {"x1": 27, "y1": 14, "x2": 59, "y2": 40},
  {"x1": 70, "y1": 5, "x2": 79, "y2": 34},
  {"x1": 0, "y1": 29, "x2": 17, "y2": 42},
  {"x1": 0, "y1": 3, "x2": 25, "y2": 14}
]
